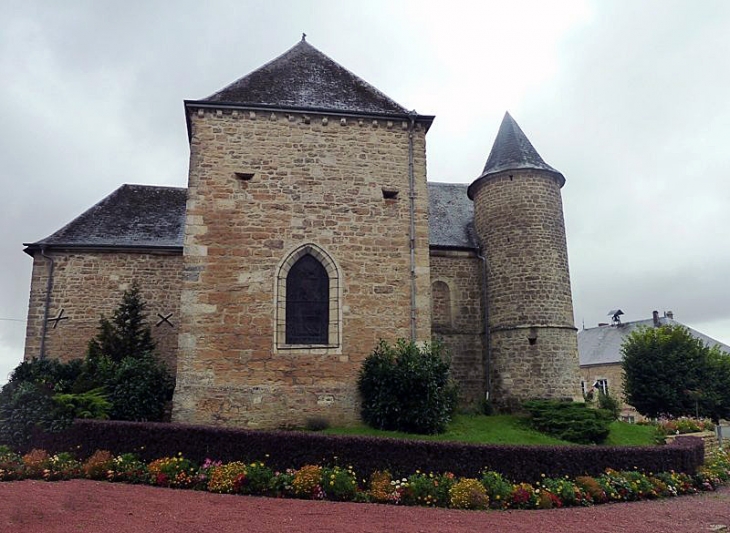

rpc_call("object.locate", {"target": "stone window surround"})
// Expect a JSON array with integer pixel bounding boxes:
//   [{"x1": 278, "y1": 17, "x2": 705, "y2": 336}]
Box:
[
  {"x1": 430, "y1": 278, "x2": 455, "y2": 329},
  {"x1": 274, "y1": 243, "x2": 342, "y2": 354}
]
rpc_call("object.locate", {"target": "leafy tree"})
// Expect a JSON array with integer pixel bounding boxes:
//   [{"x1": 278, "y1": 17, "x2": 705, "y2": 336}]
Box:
[
  {"x1": 622, "y1": 324, "x2": 730, "y2": 420},
  {"x1": 87, "y1": 282, "x2": 155, "y2": 363},
  {"x1": 358, "y1": 339, "x2": 458, "y2": 434}
]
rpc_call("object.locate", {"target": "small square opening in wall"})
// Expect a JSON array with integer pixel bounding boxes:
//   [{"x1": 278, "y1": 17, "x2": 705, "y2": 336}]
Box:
[
  {"x1": 382, "y1": 188, "x2": 399, "y2": 199},
  {"x1": 234, "y1": 172, "x2": 255, "y2": 181}
]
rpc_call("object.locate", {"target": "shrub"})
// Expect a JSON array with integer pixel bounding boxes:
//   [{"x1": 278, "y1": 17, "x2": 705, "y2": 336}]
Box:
[
  {"x1": 0, "y1": 446, "x2": 23, "y2": 481},
  {"x1": 108, "y1": 453, "x2": 147, "y2": 484},
  {"x1": 449, "y1": 478, "x2": 489, "y2": 510},
  {"x1": 305, "y1": 416, "x2": 330, "y2": 432},
  {"x1": 522, "y1": 400, "x2": 613, "y2": 444},
  {"x1": 479, "y1": 470, "x2": 513, "y2": 508},
  {"x1": 31, "y1": 419, "x2": 706, "y2": 483},
  {"x1": 207, "y1": 461, "x2": 247, "y2": 494},
  {"x1": 0, "y1": 382, "x2": 73, "y2": 449},
  {"x1": 240, "y1": 461, "x2": 275, "y2": 495},
  {"x1": 82, "y1": 450, "x2": 114, "y2": 480},
  {"x1": 597, "y1": 391, "x2": 621, "y2": 420},
  {"x1": 147, "y1": 455, "x2": 198, "y2": 489},
  {"x1": 291, "y1": 465, "x2": 323, "y2": 499},
  {"x1": 44, "y1": 452, "x2": 82, "y2": 481},
  {"x1": 104, "y1": 353, "x2": 174, "y2": 421},
  {"x1": 358, "y1": 339, "x2": 458, "y2": 434},
  {"x1": 368, "y1": 471, "x2": 395, "y2": 502},
  {"x1": 53, "y1": 388, "x2": 111, "y2": 420},
  {"x1": 322, "y1": 465, "x2": 358, "y2": 501},
  {"x1": 575, "y1": 475, "x2": 608, "y2": 504},
  {"x1": 510, "y1": 482, "x2": 538, "y2": 509},
  {"x1": 22, "y1": 448, "x2": 51, "y2": 478},
  {"x1": 401, "y1": 471, "x2": 453, "y2": 507}
]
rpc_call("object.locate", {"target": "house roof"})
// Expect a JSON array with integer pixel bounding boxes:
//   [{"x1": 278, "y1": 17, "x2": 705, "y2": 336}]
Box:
[
  {"x1": 428, "y1": 182, "x2": 478, "y2": 249},
  {"x1": 192, "y1": 38, "x2": 431, "y2": 125},
  {"x1": 578, "y1": 317, "x2": 730, "y2": 366},
  {"x1": 468, "y1": 112, "x2": 564, "y2": 198},
  {"x1": 23, "y1": 185, "x2": 187, "y2": 253},
  {"x1": 24, "y1": 182, "x2": 477, "y2": 253}
]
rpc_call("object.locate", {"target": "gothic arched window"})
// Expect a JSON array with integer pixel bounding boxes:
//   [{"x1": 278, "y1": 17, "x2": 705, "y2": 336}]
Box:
[
  {"x1": 275, "y1": 244, "x2": 341, "y2": 350},
  {"x1": 286, "y1": 254, "x2": 329, "y2": 344}
]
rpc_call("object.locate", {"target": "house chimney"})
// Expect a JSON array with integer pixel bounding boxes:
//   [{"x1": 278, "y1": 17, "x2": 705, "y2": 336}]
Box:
[
  {"x1": 665, "y1": 310, "x2": 674, "y2": 320},
  {"x1": 652, "y1": 310, "x2": 660, "y2": 327}
]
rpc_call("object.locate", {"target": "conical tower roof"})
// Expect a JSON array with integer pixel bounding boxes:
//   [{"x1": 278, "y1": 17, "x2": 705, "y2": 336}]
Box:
[
  {"x1": 468, "y1": 112, "x2": 564, "y2": 198},
  {"x1": 199, "y1": 37, "x2": 418, "y2": 118}
]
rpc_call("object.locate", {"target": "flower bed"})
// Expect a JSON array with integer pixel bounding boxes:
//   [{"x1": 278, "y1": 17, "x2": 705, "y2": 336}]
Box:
[{"x1": 1, "y1": 444, "x2": 729, "y2": 512}]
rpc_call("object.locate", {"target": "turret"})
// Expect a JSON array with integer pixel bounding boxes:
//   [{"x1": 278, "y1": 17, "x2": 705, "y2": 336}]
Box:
[{"x1": 468, "y1": 112, "x2": 581, "y2": 409}]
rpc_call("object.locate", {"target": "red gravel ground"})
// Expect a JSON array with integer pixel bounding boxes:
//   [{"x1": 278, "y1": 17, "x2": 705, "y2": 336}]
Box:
[{"x1": 0, "y1": 480, "x2": 728, "y2": 533}]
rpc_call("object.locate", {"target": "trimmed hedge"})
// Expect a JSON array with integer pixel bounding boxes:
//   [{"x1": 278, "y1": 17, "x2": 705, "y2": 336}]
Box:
[{"x1": 30, "y1": 419, "x2": 705, "y2": 482}]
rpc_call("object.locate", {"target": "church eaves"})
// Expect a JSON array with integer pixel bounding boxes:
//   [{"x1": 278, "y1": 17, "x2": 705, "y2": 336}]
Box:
[
  {"x1": 193, "y1": 37, "x2": 431, "y2": 123},
  {"x1": 468, "y1": 112, "x2": 564, "y2": 199}
]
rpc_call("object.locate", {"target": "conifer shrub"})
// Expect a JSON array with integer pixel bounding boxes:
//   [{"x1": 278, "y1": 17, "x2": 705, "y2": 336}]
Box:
[
  {"x1": 358, "y1": 339, "x2": 458, "y2": 434},
  {"x1": 522, "y1": 400, "x2": 613, "y2": 444}
]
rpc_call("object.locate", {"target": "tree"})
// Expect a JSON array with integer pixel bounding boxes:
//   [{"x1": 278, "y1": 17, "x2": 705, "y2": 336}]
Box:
[
  {"x1": 87, "y1": 282, "x2": 155, "y2": 363},
  {"x1": 82, "y1": 283, "x2": 174, "y2": 421},
  {"x1": 622, "y1": 324, "x2": 730, "y2": 420}
]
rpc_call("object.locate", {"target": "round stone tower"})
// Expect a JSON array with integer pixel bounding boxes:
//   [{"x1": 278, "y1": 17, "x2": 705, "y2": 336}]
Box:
[{"x1": 468, "y1": 112, "x2": 581, "y2": 409}]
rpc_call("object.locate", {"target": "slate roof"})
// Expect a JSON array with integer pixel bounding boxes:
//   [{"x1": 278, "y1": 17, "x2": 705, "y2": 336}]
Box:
[
  {"x1": 196, "y1": 38, "x2": 427, "y2": 121},
  {"x1": 24, "y1": 185, "x2": 187, "y2": 253},
  {"x1": 428, "y1": 182, "x2": 478, "y2": 249},
  {"x1": 25, "y1": 183, "x2": 477, "y2": 253},
  {"x1": 578, "y1": 317, "x2": 730, "y2": 366},
  {"x1": 468, "y1": 112, "x2": 564, "y2": 198}
]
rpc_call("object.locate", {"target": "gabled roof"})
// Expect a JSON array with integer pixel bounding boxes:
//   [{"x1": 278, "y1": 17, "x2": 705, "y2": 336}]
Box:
[
  {"x1": 578, "y1": 317, "x2": 730, "y2": 366},
  {"x1": 25, "y1": 182, "x2": 477, "y2": 253},
  {"x1": 468, "y1": 112, "x2": 564, "y2": 198},
  {"x1": 24, "y1": 185, "x2": 186, "y2": 254},
  {"x1": 428, "y1": 182, "x2": 478, "y2": 249},
  {"x1": 192, "y1": 38, "x2": 430, "y2": 123}
]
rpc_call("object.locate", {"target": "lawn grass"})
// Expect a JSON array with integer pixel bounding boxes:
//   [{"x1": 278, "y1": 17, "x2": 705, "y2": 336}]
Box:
[
  {"x1": 325, "y1": 414, "x2": 657, "y2": 447},
  {"x1": 605, "y1": 420, "x2": 658, "y2": 446}
]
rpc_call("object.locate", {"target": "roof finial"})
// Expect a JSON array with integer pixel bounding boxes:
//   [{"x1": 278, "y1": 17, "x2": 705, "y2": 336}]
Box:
[{"x1": 302, "y1": 32, "x2": 307, "y2": 42}]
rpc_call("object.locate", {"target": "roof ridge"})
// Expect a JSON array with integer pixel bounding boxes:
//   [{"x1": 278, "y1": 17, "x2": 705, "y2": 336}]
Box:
[{"x1": 198, "y1": 39, "x2": 420, "y2": 118}]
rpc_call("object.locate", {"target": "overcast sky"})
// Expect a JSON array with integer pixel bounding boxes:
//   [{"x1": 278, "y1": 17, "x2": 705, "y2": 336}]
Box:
[{"x1": 1, "y1": 0, "x2": 729, "y2": 384}]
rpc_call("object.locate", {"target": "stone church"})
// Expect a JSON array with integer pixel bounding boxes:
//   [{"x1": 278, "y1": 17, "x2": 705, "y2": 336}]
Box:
[{"x1": 23, "y1": 38, "x2": 581, "y2": 428}]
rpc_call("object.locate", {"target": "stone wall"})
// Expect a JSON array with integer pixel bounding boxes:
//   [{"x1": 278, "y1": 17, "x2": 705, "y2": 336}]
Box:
[
  {"x1": 580, "y1": 363, "x2": 641, "y2": 421},
  {"x1": 173, "y1": 108, "x2": 432, "y2": 429},
  {"x1": 429, "y1": 249, "x2": 485, "y2": 407},
  {"x1": 23, "y1": 250, "x2": 183, "y2": 371},
  {"x1": 471, "y1": 170, "x2": 581, "y2": 407}
]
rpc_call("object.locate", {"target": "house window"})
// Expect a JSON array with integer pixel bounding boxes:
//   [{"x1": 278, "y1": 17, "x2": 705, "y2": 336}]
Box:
[
  {"x1": 275, "y1": 243, "x2": 341, "y2": 349},
  {"x1": 594, "y1": 379, "x2": 609, "y2": 395},
  {"x1": 286, "y1": 255, "x2": 329, "y2": 344},
  {"x1": 581, "y1": 380, "x2": 587, "y2": 397}
]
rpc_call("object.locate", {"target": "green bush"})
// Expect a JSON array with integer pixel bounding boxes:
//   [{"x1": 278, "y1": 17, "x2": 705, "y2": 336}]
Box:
[
  {"x1": 522, "y1": 400, "x2": 613, "y2": 444},
  {"x1": 597, "y1": 391, "x2": 621, "y2": 420},
  {"x1": 105, "y1": 354, "x2": 174, "y2": 421},
  {"x1": 358, "y1": 339, "x2": 457, "y2": 434},
  {"x1": 0, "y1": 382, "x2": 73, "y2": 448}
]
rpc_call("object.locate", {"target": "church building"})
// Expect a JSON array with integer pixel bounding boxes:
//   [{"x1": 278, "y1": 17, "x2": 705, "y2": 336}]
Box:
[{"x1": 23, "y1": 38, "x2": 581, "y2": 428}]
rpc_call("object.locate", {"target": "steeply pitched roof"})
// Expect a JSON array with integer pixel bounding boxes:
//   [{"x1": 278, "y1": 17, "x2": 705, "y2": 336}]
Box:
[
  {"x1": 428, "y1": 182, "x2": 478, "y2": 249},
  {"x1": 25, "y1": 182, "x2": 478, "y2": 253},
  {"x1": 24, "y1": 185, "x2": 186, "y2": 253},
  {"x1": 197, "y1": 38, "x2": 418, "y2": 119},
  {"x1": 468, "y1": 112, "x2": 564, "y2": 198},
  {"x1": 578, "y1": 317, "x2": 730, "y2": 366}
]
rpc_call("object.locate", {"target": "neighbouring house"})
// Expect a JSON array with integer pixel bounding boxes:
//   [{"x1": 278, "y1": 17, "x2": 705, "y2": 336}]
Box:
[
  {"x1": 578, "y1": 310, "x2": 730, "y2": 421},
  {"x1": 22, "y1": 37, "x2": 582, "y2": 429}
]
